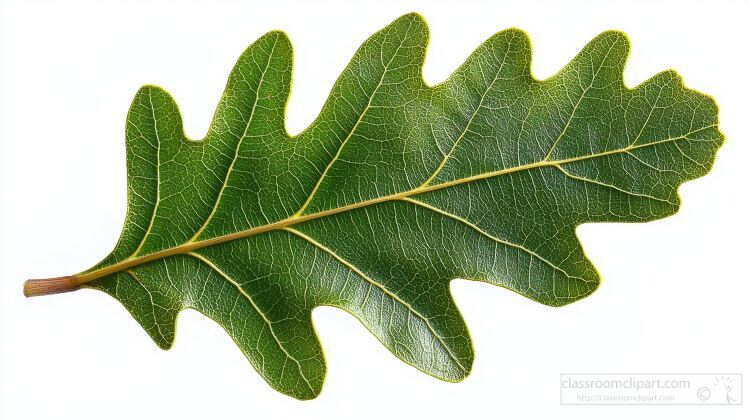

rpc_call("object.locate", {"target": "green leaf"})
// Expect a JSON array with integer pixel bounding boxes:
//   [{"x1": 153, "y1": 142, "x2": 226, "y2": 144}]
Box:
[{"x1": 25, "y1": 13, "x2": 723, "y2": 399}]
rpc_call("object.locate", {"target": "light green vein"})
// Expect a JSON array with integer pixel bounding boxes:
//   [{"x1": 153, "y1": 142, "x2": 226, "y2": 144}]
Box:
[
  {"x1": 281, "y1": 226, "x2": 469, "y2": 374},
  {"x1": 129, "y1": 90, "x2": 162, "y2": 258},
  {"x1": 400, "y1": 197, "x2": 587, "y2": 283},
  {"x1": 125, "y1": 269, "x2": 168, "y2": 344},
  {"x1": 191, "y1": 34, "x2": 280, "y2": 242},
  {"x1": 554, "y1": 165, "x2": 675, "y2": 204},
  {"x1": 294, "y1": 21, "x2": 413, "y2": 216},
  {"x1": 186, "y1": 251, "x2": 316, "y2": 394},
  {"x1": 420, "y1": 42, "x2": 512, "y2": 187}
]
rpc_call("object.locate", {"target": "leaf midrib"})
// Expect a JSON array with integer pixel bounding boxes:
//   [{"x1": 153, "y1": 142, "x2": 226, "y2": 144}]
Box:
[{"x1": 76, "y1": 124, "x2": 714, "y2": 286}]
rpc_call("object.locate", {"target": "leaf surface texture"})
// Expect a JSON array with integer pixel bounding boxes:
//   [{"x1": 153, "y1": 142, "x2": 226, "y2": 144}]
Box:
[{"x1": 63, "y1": 14, "x2": 722, "y2": 399}]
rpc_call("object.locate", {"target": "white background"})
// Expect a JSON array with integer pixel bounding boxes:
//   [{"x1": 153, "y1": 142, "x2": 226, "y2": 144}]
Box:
[{"x1": 1, "y1": 0, "x2": 748, "y2": 418}]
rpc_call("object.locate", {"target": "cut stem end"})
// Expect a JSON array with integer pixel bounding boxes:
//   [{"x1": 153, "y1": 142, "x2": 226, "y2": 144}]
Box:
[{"x1": 24, "y1": 276, "x2": 80, "y2": 297}]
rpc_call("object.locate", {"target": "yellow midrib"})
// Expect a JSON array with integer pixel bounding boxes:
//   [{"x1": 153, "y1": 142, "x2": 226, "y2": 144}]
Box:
[{"x1": 74, "y1": 125, "x2": 712, "y2": 286}]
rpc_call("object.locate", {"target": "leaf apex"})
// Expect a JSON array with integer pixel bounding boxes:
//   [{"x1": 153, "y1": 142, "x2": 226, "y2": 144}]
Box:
[
  {"x1": 398, "y1": 11, "x2": 427, "y2": 25},
  {"x1": 589, "y1": 29, "x2": 631, "y2": 65},
  {"x1": 263, "y1": 29, "x2": 292, "y2": 47}
]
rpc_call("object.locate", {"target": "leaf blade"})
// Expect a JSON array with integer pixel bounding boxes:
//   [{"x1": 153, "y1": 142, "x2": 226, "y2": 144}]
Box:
[{"x1": 29, "y1": 13, "x2": 723, "y2": 399}]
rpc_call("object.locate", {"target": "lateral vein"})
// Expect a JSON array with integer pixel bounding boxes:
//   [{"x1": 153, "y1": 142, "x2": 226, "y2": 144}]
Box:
[
  {"x1": 187, "y1": 251, "x2": 316, "y2": 393},
  {"x1": 282, "y1": 227, "x2": 468, "y2": 373}
]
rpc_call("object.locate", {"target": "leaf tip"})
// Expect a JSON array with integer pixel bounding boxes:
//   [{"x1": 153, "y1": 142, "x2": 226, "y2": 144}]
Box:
[
  {"x1": 587, "y1": 29, "x2": 631, "y2": 71},
  {"x1": 399, "y1": 11, "x2": 427, "y2": 24},
  {"x1": 263, "y1": 29, "x2": 292, "y2": 49},
  {"x1": 390, "y1": 12, "x2": 429, "y2": 36},
  {"x1": 596, "y1": 29, "x2": 630, "y2": 48}
]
